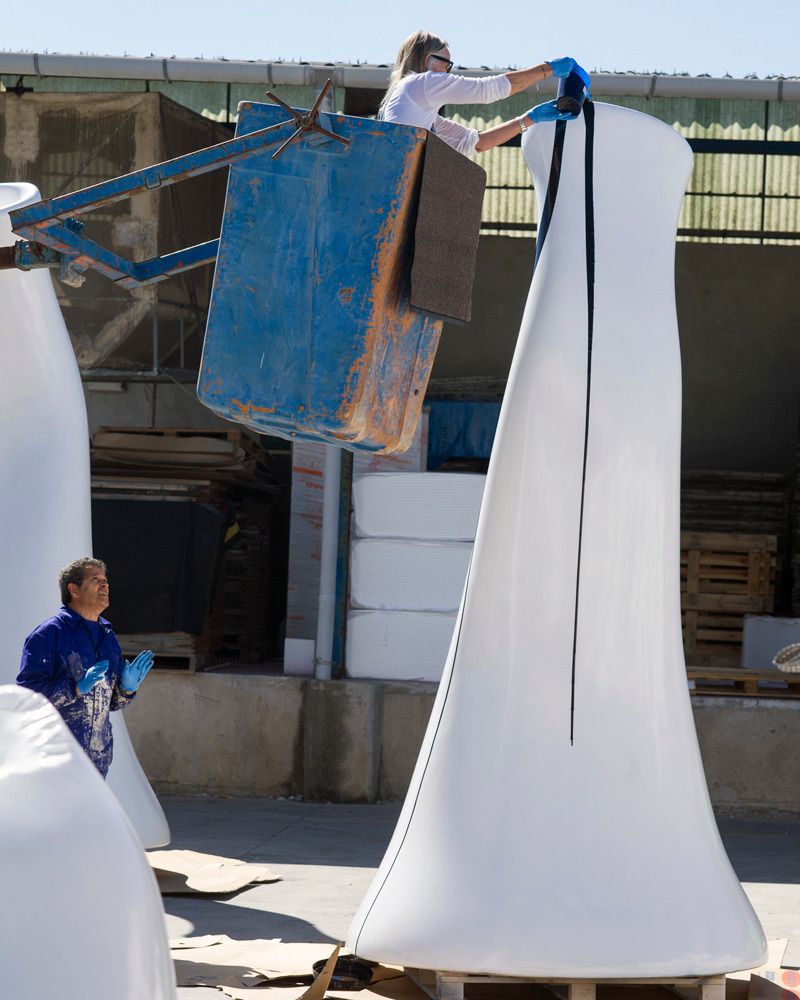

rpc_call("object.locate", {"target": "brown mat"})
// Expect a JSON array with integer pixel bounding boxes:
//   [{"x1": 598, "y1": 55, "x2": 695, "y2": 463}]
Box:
[
  {"x1": 410, "y1": 132, "x2": 486, "y2": 324},
  {"x1": 148, "y1": 849, "x2": 281, "y2": 894}
]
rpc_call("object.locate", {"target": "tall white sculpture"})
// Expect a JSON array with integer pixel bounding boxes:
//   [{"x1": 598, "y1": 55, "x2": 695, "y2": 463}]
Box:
[
  {"x1": 347, "y1": 104, "x2": 767, "y2": 977},
  {"x1": 0, "y1": 182, "x2": 169, "y2": 848},
  {"x1": 0, "y1": 686, "x2": 176, "y2": 999}
]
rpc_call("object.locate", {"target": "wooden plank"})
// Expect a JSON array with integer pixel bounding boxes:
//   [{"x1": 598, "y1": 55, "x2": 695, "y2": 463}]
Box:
[
  {"x1": 681, "y1": 531, "x2": 778, "y2": 552},
  {"x1": 681, "y1": 593, "x2": 769, "y2": 612},
  {"x1": 424, "y1": 972, "x2": 727, "y2": 1000},
  {"x1": 687, "y1": 666, "x2": 800, "y2": 698}
]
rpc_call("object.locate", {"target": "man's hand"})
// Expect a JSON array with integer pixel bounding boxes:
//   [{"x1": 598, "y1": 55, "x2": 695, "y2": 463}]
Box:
[
  {"x1": 76, "y1": 659, "x2": 109, "y2": 696},
  {"x1": 120, "y1": 649, "x2": 155, "y2": 694}
]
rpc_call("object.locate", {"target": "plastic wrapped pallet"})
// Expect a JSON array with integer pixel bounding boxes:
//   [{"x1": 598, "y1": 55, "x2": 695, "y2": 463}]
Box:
[
  {"x1": 347, "y1": 610, "x2": 458, "y2": 681},
  {"x1": 352, "y1": 472, "x2": 486, "y2": 541},
  {"x1": 350, "y1": 538, "x2": 471, "y2": 612}
]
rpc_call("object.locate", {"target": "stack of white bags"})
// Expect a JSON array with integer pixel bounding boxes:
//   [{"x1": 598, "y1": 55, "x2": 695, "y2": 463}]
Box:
[{"x1": 347, "y1": 473, "x2": 485, "y2": 681}]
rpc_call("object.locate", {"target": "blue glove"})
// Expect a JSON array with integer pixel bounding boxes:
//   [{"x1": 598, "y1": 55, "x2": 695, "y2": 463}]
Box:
[
  {"x1": 120, "y1": 649, "x2": 155, "y2": 693},
  {"x1": 526, "y1": 100, "x2": 577, "y2": 124},
  {"x1": 76, "y1": 659, "x2": 108, "y2": 696},
  {"x1": 573, "y1": 62, "x2": 592, "y2": 96},
  {"x1": 547, "y1": 57, "x2": 576, "y2": 79}
]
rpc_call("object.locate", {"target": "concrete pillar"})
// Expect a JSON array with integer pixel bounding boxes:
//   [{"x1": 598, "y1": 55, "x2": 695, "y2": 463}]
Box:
[{"x1": 303, "y1": 679, "x2": 381, "y2": 802}]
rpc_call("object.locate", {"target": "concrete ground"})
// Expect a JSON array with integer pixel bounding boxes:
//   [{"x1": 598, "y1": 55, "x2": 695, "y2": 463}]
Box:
[{"x1": 160, "y1": 797, "x2": 800, "y2": 999}]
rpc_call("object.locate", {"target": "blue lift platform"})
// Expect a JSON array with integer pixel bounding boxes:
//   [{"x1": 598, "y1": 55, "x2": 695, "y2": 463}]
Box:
[{"x1": 1, "y1": 83, "x2": 486, "y2": 453}]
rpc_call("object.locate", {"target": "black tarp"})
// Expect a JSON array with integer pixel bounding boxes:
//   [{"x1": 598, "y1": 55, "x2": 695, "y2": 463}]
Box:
[{"x1": 92, "y1": 499, "x2": 225, "y2": 634}]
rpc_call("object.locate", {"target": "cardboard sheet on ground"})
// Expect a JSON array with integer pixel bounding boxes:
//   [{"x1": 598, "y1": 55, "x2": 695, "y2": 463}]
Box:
[
  {"x1": 149, "y1": 849, "x2": 280, "y2": 894},
  {"x1": 171, "y1": 938, "x2": 423, "y2": 1000},
  {"x1": 724, "y1": 940, "x2": 791, "y2": 1000}
]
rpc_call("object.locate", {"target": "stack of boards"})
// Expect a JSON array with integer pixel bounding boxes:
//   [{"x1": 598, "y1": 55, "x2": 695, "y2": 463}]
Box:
[{"x1": 348, "y1": 473, "x2": 485, "y2": 681}]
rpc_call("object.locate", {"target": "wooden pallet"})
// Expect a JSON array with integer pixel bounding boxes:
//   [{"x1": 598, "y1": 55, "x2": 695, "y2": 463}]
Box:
[
  {"x1": 117, "y1": 633, "x2": 208, "y2": 673},
  {"x1": 95, "y1": 425, "x2": 250, "y2": 445},
  {"x1": 681, "y1": 531, "x2": 777, "y2": 666},
  {"x1": 407, "y1": 969, "x2": 725, "y2": 1000},
  {"x1": 688, "y1": 666, "x2": 800, "y2": 698}
]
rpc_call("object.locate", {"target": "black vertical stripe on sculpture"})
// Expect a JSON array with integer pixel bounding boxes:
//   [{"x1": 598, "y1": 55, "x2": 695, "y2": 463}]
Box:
[
  {"x1": 533, "y1": 120, "x2": 568, "y2": 272},
  {"x1": 569, "y1": 100, "x2": 596, "y2": 745}
]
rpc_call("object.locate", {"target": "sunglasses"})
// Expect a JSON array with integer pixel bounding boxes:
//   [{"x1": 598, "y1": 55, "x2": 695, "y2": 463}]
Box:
[{"x1": 430, "y1": 53, "x2": 454, "y2": 72}]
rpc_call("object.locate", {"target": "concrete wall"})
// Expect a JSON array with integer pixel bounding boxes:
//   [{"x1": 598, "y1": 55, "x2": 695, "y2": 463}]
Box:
[
  {"x1": 124, "y1": 672, "x2": 305, "y2": 797},
  {"x1": 433, "y1": 237, "x2": 800, "y2": 474},
  {"x1": 125, "y1": 672, "x2": 800, "y2": 815}
]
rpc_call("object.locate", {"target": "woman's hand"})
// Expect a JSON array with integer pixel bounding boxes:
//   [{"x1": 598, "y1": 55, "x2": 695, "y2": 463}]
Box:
[
  {"x1": 525, "y1": 100, "x2": 578, "y2": 124},
  {"x1": 547, "y1": 57, "x2": 576, "y2": 78}
]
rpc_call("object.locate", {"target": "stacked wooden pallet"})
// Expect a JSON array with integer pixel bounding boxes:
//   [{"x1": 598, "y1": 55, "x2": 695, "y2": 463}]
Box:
[
  {"x1": 219, "y1": 497, "x2": 277, "y2": 663},
  {"x1": 115, "y1": 631, "x2": 212, "y2": 673},
  {"x1": 681, "y1": 471, "x2": 789, "y2": 537},
  {"x1": 681, "y1": 530, "x2": 777, "y2": 667},
  {"x1": 681, "y1": 470, "x2": 790, "y2": 611}
]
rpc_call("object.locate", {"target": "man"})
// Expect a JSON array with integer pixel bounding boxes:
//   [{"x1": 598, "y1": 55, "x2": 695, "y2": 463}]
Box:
[{"x1": 17, "y1": 557, "x2": 154, "y2": 777}]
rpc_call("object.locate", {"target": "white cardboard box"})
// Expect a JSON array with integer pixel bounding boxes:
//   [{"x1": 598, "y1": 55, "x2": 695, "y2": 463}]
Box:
[
  {"x1": 352, "y1": 472, "x2": 485, "y2": 541},
  {"x1": 350, "y1": 538, "x2": 471, "y2": 612},
  {"x1": 346, "y1": 610, "x2": 457, "y2": 681}
]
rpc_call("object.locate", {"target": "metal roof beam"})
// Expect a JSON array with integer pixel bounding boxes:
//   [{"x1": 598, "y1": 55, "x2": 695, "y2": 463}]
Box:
[{"x1": 2, "y1": 52, "x2": 800, "y2": 101}]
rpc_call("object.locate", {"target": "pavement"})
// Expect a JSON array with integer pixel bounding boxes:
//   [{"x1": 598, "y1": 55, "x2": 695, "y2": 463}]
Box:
[{"x1": 159, "y1": 797, "x2": 800, "y2": 999}]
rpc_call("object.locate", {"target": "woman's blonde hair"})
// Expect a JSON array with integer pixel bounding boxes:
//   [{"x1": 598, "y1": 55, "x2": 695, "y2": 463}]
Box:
[{"x1": 378, "y1": 30, "x2": 449, "y2": 118}]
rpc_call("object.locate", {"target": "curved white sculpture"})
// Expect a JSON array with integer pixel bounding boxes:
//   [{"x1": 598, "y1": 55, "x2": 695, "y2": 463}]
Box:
[
  {"x1": 0, "y1": 685, "x2": 176, "y2": 998},
  {"x1": 347, "y1": 104, "x2": 767, "y2": 977},
  {"x1": 0, "y1": 183, "x2": 169, "y2": 848}
]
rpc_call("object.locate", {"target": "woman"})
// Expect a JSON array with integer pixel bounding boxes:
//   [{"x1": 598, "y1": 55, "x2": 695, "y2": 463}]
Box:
[{"x1": 379, "y1": 30, "x2": 585, "y2": 155}]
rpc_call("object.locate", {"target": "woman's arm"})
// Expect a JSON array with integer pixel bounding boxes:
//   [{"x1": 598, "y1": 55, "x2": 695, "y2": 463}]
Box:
[
  {"x1": 475, "y1": 98, "x2": 576, "y2": 152},
  {"x1": 475, "y1": 117, "x2": 529, "y2": 152},
  {"x1": 506, "y1": 56, "x2": 578, "y2": 95},
  {"x1": 505, "y1": 63, "x2": 552, "y2": 96}
]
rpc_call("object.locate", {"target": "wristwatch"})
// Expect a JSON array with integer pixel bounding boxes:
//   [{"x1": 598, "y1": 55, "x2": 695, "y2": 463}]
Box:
[{"x1": 518, "y1": 116, "x2": 530, "y2": 132}]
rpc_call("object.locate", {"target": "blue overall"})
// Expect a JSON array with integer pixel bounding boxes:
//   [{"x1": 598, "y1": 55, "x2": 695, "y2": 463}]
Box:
[{"x1": 17, "y1": 605, "x2": 135, "y2": 776}]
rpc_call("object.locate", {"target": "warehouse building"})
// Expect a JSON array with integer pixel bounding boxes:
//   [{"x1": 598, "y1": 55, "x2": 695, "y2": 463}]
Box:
[{"x1": 1, "y1": 54, "x2": 799, "y2": 806}]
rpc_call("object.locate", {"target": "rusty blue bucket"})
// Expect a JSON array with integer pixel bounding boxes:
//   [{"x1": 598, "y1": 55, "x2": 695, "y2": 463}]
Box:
[{"x1": 198, "y1": 100, "x2": 448, "y2": 453}]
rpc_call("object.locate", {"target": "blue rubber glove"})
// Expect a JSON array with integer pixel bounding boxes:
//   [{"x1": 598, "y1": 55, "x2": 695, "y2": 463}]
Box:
[
  {"x1": 526, "y1": 100, "x2": 577, "y2": 124},
  {"x1": 76, "y1": 659, "x2": 108, "y2": 696},
  {"x1": 547, "y1": 57, "x2": 576, "y2": 79},
  {"x1": 573, "y1": 62, "x2": 592, "y2": 96},
  {"x1": 120, "y1": 649, "x2": 155, "y2": 694}
]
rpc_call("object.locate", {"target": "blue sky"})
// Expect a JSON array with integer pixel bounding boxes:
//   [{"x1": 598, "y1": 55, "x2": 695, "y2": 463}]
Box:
[{"x1": 2, "y1": 0, "x2": 798, "y2": 79}]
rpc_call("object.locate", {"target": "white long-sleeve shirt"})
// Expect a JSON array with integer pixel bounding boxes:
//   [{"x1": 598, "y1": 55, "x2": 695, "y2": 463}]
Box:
[{"x1": 380, "y1": 71, "x2": 512, "y2": 155}]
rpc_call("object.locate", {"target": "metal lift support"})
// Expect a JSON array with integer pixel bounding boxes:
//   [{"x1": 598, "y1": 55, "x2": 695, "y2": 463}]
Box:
[{"x1": 0, "y1": 83, "x2": 346, "y2": 288}]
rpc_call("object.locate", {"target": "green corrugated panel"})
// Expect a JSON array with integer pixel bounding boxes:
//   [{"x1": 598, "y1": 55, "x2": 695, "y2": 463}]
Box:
[
  {"x1": 147, "y1": 80, "x2": 229, "y2": 119},
  {"x1": 447, "y1": 94, "x2": 800, "y2": 241}
]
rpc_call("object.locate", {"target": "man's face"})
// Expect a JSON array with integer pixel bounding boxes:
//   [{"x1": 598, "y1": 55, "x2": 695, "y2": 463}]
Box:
[{"x1": 70, "y1": 566, "x2": 110, "y2": 613}]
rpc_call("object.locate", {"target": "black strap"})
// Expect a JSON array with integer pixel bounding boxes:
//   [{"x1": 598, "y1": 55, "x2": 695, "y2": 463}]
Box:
[
  {"x1": 532, "y1": 120, "x2": 568, "y2": 272},
  {"x1": 569, "y1": 100, "x2": 596, "y2": 745}
]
